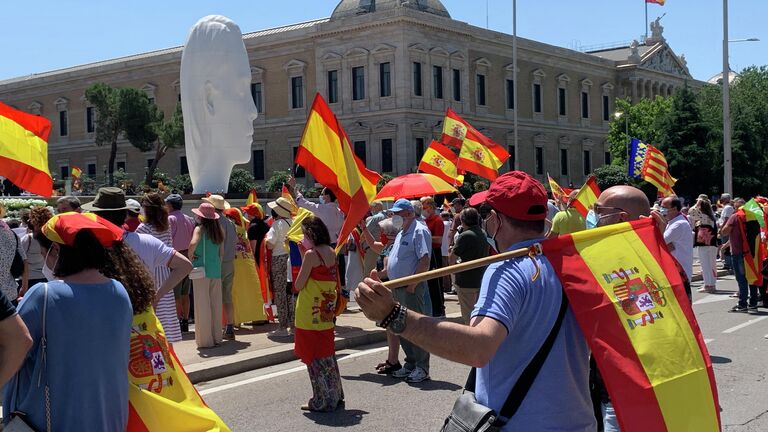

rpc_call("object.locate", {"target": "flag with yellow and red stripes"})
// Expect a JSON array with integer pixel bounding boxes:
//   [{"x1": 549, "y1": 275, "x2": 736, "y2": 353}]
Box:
[{"x1": 628, "y1": 138, "x2": 676, "y2": 196}]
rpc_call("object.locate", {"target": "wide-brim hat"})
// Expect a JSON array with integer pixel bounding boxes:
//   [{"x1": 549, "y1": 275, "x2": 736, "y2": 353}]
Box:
[
  {"x1": 191, "y1": 202, "x2": 220, "y2": 220},
  {"x1": 201, "y1": 194, "x2": 230, "y2": 210},
  {"x1": 80, "y1": 187, "x2": 131, "y2": 212},
  {"x1": 267, "y1": 197, "x2": 296, "y2": 218}
]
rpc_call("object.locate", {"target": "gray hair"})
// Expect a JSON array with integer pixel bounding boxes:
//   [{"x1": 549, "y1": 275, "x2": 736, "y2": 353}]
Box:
[
  {"x1": 56, "y1": 196, "x2": 81, "y2": 210},
  {"x1": 720, "y1": 193, "x2": 732, "y2": 203}
]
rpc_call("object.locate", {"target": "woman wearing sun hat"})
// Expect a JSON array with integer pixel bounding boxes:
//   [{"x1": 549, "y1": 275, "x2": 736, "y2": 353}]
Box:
[
  {"x1": 3, "y1": 212, "x2": 133, "y2": 431},
  {"x1": 265, "y1": 197, "x2": 296, "y2": 338},
  {"x1": 188, "y1": 202, "x2": 225, "y2": 348}
]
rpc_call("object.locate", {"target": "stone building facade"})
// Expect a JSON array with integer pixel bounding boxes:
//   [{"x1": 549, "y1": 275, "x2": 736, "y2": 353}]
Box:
[{"x1": 0, "y1": 0, "x2": 696, "y2": 189}]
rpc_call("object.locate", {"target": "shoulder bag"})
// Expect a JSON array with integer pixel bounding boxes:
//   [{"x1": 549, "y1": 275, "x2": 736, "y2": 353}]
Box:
[
  {"x1": 6, "y1": 283, "x2": 51, "y2": 432},
  {"x1": 11, "y1": 232, "x2": 25, "y2": 279},
  {"x1": 189, "y1": 236, "x2": 206, "y2": 280},
  {"x1": 440, "y1": 289, "x2": 569, "y2": 432}
]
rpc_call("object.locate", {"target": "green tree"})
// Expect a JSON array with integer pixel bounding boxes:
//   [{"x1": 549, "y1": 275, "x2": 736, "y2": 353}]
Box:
[
  {"x1": 593, "y1": 164, "x2": 630, "y2": 191},
  {"x1": 144, "y1": 104, "x2": 184, "y2": 186},
  {"x1": 607, "y1": 97, "x2": 673, "y2": 165},
  {"x1": 228, "y1": 168, "x2": 256, "y2": 193},
  {"x1": 266, "y1": 170, "x2": 292, "y2": 192},
  {"x1": 169, "y1": 174, "x2": 193, "y2": 194},
  {"x1": 729, "y1": 66, "x2": 768, "y2": 197},
  {"x1": 85, "y1": 83, "x2": 158, "y2": 186}
]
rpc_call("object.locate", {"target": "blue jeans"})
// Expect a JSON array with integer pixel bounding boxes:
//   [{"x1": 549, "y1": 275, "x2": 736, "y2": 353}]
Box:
[
  {"x1": 601, "y1": 402, "x2": 620, "y2": 432},
  {"x1": 732, "y1": 254, "x2": 759, "y2": 307}
]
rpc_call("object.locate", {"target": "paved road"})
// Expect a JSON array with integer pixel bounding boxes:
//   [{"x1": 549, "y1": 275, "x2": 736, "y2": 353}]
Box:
[{"x1": 197, "y1": 276, "x2": 768, "y2": 431}]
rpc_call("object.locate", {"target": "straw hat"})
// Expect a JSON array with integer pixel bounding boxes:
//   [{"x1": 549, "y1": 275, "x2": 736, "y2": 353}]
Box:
[
  {"x1": 191, "y1": 202, "x2": 220, "y2": 220},
  {"x1": 268, "y1": 197, "x2": 296, "y2": 218},
  {"x1": 201, "y1": 194, "x2": 230, "y2": 211}
]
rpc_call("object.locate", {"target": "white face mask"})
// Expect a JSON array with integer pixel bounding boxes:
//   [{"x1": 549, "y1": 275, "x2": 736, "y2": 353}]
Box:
[
  {"x1": 392, "y1": 215, "x2": 404, "y2": 230},
  {"x1": 42, "y1": 247, "x2": 57, "y2": 281},
  {"x1": 319, "y1": 196, "x2": 326, "y2": 205}
]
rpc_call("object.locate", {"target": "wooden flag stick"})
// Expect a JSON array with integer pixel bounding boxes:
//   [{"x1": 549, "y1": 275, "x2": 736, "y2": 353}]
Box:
[{"x1": 382, "y1": 244, "x2": 540, "y2": 290}]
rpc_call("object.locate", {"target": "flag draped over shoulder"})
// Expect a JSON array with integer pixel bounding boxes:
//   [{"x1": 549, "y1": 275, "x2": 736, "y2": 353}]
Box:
[
  {"x1": 442, "y1": 109, "x2": 509, "y2": 181},
  {"x1": 418, "y1": 140, "x2": 463, "y2": 185},
  {"x1": 0, "y1": 102, "x2": 53, "y2": 196},
  {"x1": 295, "y1": 93, "x2": 381, "y2": 253},
  {"x1": 571, "y1": 176, "x2": 601, "y2": 217},
  {"x1": 542, "y1": 218, "x2": 720, "y2": 432},
  {"x1": 737, "y1": 200, "x2": 764, "y2": 286},
  {"x1": 628, "y1": 138, "x2": 676, "y2": 196},
  {"x1": 128, "y1": 309, "x2": 230, "y2": 431}
]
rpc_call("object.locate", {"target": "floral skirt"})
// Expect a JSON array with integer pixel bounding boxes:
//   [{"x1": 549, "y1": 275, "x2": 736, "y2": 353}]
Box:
[{"x1": 306, "y1": 355, "x2": 344, "y2": 412}]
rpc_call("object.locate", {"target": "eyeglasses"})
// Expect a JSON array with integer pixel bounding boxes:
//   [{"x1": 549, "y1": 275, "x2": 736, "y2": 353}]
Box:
[{"x1": 593, "y1": 205, "x2": 627, "y2": 220}]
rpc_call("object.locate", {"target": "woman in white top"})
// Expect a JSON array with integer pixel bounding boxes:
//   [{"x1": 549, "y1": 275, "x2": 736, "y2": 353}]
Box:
[
  {"x1": 266, "y1": 197, "x2": 296, "y2": 338},
  {"x1": 689, "y1": 198, "x2": 718, "y2": 293}
]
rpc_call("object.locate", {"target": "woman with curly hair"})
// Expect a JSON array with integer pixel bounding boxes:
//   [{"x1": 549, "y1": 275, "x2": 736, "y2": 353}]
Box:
[{"x1": 136, "y1": 192, "x2": 182, "y2": 343}]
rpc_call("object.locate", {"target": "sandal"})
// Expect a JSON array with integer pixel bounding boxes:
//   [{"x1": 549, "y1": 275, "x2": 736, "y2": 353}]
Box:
[{"x1": 376, "y1": 360, "x2": 402, "y2": 374}]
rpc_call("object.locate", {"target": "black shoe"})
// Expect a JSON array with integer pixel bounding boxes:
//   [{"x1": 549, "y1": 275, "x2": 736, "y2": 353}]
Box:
[
  {"x1": 748, "y1": 306, "x2": 759, "y2": 314},
  {"x1": 376, "y1": 360, "x2": 402, "y2": 375},
  {"x1": 179, "y1": 319, "x2": 189, "y2": 333},
  {"x1": 729, "y1": 305, "x2": 748, "y2": 313}
]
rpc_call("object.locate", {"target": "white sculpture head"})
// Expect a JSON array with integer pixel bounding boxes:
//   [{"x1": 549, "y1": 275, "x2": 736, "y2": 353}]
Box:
[{"x1": 180, "y1": 15, "x2": 258, "y2": 193}]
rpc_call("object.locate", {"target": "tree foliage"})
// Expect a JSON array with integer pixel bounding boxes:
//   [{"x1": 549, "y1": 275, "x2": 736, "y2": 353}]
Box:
[
  {"x1": 593, "y1": 164, "x2": 631, "y2": 191},
  {"x1": 145, "y1": 104, "x2": 184, "y2": 185},
  {"x1": 607, "y1": 97, "x2": 672, "y2": 165},
  {"x1": 266, "y1": 170, "x2": 291, "y2": 192},
  {"x1": 85, "y1": 83, "x2": 158, "y2": 186},
  {"x1": 228, "y1": 169, "x2": 257, "y2": 193}
]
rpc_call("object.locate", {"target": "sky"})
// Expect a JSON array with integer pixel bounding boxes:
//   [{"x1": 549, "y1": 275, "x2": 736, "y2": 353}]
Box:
[{"x1": 0, "y1": 1, "x2": 765, "y2": 82}]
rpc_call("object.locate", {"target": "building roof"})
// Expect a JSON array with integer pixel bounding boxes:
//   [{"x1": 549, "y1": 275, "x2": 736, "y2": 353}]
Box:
[
  {"x1": 586, "y1": 44, "x2": 654, "y2": 62},
  {"x1": 330, "y1": 0, "x2": 450, "y2": 20}
]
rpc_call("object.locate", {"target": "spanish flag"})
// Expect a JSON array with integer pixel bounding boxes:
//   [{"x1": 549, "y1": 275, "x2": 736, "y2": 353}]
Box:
[
  {"x1": 646, "y1": 0, "x2": 665, "y2": 5},
  {"x1": 71, "y1": 166, "x2": 82, "y2": 178},
  {"x1": 571, "y1": 175, "x2": 601, "y2": 217},
  {"x1": 418, "y1": 140, "x2": 463, "y2": 186},
  {"x1": 295, "y1": 93, "x2": 381, "y2": 253},
  {"x1": 542, "y1": 218, "x2": 720, "y2": 432},
  {"x1": 547, "y1": 173, "x2": 567, "y2": 206},
  {"x1": 245, "y1": 188, "x2": 257, "y2": 206},
  {"x1": 628, "y1": 139, "x2": 676, "y2": 196},
  {"x1": 441, "y1": 109, "x2": 508, "y2": 181},
  {"x1": 0, "y1": 102, "x2": 53, "y2": 196}
]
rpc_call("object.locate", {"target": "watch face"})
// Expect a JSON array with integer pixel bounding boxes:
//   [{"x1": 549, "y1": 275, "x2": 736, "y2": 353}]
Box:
[{"x1": 390, "y1": 310, "x2": 406, "y2": 334}]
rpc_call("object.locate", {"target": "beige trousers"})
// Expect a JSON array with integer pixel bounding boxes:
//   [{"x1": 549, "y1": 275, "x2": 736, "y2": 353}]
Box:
[
  {"x1": 456, "y1": 286, "x2": 480, "y2": 325},
  {"x1": 193, "y1": 277, "x2": 223, "y2": 348}
]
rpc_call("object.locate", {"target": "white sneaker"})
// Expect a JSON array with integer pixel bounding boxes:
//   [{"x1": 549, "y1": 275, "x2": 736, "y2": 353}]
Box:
[
  {"x1": 268, "y1": 329, "x2": 290, "y2": 338},
  {"x1": 392, "y1": 367, "x2": 413, "y2": 379},
  {"x1": 405, "y1": 367, "x2": 430, "y2": 383}
]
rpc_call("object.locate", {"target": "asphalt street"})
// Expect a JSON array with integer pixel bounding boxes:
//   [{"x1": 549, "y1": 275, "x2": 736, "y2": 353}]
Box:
[{"x1": 197, "y1": 276, "x2": 767, "y2": 432}]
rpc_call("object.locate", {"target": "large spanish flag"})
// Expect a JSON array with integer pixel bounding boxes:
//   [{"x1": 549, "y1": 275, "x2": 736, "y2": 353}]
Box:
[
  {"x1": 0, "y1": 102, "x2": 53, "y2": 196},
  {"x1": 571, "y1": 175, "x2": 601, "y2": 217},
  {"x1": 418, "y1": 140, "x2": 463, "y2": 186},
  {"x1": 442, "y1": 109, "x2": 508, "y2": 181},
  {"x1": 295, "y1": 93, "x2": 381, "y2": 253},
  {"x1": 542, "y1": 218, "x2": 720, "y2": 432},
  {"x1": 127, "y1": 309, "x2": 230, "y2": 431}
]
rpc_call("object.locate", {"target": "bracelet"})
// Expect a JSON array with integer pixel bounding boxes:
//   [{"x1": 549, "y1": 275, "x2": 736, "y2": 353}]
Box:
[{"x1": 377, "y1": 303, "x2": 401, "y2": 329}]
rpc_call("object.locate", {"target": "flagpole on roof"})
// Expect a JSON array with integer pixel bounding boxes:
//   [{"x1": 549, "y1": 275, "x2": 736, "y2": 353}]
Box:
[
  {"x1": 645, "y1": 0, "x2": 648, "y2": 40},
  {"x1": 512, "y1": 0, "x2": 519, "y2": 170}
]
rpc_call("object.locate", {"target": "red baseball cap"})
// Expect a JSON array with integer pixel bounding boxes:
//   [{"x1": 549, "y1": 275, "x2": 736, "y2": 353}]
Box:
[
  {"x1": 468, "y1": 191, "x2": 488, "y2": 207},
  {"x1": 485, "y1": 171, "x2": 548, "y2": 221}
]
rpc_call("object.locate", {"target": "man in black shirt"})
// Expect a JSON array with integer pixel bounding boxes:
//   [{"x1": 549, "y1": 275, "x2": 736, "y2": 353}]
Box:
[{"x1": 243, "y1": 203, "x2": 269, "y2": 263}]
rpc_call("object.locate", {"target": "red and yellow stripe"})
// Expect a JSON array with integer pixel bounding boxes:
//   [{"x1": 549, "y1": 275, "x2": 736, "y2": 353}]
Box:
[
  {"x1": 0, "y1": 102, "x2": 53, "y2": 196},
  {"x1": 571, "y1": 176, "x2": 601, "y2": 217},
  {"x1": 442, "y1": 108, "x2": 510, "y2": 181},
  {"x1": 418, "y1": 140, "x2": 463, "y2": 186},
  {"x1": 542, "y1": 218, "x2": 720, "y2": 432},
  {"x1": 643, "y1": 146, "x2": 676, "y2": 196}
]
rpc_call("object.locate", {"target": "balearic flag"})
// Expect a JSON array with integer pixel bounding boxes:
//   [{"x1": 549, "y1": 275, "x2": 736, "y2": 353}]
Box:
[
  {"x1": 542, "y1": 218, "x2": 720, "y2": 432},
  {"x1": 547, "y1": 173, "x2": 567, "y2": 206},
  {"x1": 71, "y1": 166, "x2": 82, "y2": 178},
  {"x1": 571, "y1": 176, "x2": 601, "y2": 217},
  {"x1": 295, "y1": 93, "x2": 382, "y2": 253},
  {"x1": 0, "y1": 102, "x2": 53, "y2": 196},
  {"x1": 418, "y1": 140, "x2": 464, "y2": 185},
  {"x1": 441, "y1": 109, "x2": 509, "y2": 181},
  {"x1": 628, "y1": 138, "x2": 676, "y2": 196}
]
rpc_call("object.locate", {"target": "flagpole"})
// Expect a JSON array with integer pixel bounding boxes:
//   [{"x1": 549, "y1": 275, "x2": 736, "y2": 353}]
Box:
[
  {"x1": 512, "y1": 0, "x2": 519, "y2": 170},
  {"x1": 645, "y1": 0, "x2": 649, "y2": 40}
]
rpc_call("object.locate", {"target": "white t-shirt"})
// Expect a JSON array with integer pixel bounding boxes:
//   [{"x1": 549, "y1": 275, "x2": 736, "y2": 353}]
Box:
[
  {"x1": 441, "y1": 221, "x2": 452, "y2": 257},
  {"x1": 718, "y1": 204, "x2": 734, "y2": 227},
  {"x1": 265, "y1": 219, "x2": 290, "y2": 256},
  {"x1": 664, "y1": 214, "x2": 694, "y2": 281}
]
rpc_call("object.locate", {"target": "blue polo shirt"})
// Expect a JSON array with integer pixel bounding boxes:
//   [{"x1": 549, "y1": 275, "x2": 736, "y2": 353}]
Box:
[
  {"x1": 386, "y1": 220, "x2": 431, "y2": 280},
  {"x1": 472, "y1": 239, "x2": 596, "y2": 431}
]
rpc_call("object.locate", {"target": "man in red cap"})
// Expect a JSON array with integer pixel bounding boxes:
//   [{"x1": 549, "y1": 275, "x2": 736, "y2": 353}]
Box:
[{"x1": 355, "y1": 171, "x2": 596, "y2": 431}]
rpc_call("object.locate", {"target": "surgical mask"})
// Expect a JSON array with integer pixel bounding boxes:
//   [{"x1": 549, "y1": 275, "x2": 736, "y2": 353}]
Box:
[
  {"x1": 585, "y1": 210, "x2": 598, "y2": 230},
  {"x1": 319, "y1": 196, "x2": 326, "y2": 205},
  {"x1": 42, "y1": 247, "x2": 57, "y2": 281},
  {"x1": 392, "y1": 215, "x2": 404, "y2": 230}
]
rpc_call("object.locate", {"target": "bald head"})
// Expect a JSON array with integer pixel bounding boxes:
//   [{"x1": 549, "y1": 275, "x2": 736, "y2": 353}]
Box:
[{"x1": 597, "y1": 186, "x2": 650, "y2": 221}]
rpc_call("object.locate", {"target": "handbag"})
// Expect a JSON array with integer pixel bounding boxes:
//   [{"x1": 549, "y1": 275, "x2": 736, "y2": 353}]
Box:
[
  {"x1": 6, "y1": 283, "x2": 51, "y2": 432},
  {"x1": 441, "y1": 289, "x2": 569, "y2": 432},
  {"x1": 189, "y1": 239, "x2": 206, "y2": 280},
  {"x1": 11, "y1": 232, "x2": 24, "y2": 279}
]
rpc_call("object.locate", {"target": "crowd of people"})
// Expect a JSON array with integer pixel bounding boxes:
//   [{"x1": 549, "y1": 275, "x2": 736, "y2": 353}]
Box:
[{"x1": 1, "y1": 172, "x2": 767, "y2": 429}]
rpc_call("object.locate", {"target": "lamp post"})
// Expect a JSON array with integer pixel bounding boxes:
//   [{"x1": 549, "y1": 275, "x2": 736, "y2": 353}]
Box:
[{"x1": 512, "y1": 0, "x2": 519, "y2": 170}]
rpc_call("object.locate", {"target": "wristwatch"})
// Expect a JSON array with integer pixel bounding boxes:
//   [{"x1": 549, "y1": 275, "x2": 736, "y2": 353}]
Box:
[{"x1": 388, "y1": 305, "x2": 408, "y2": 335}]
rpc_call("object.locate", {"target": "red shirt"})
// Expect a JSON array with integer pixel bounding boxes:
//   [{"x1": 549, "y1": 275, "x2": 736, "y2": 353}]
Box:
[
  {"x1": 425, "y1": 213, "x2": 445, "y2": 249},
  {"x1": 122, "y1": 217, "x2": 140, "y2": 232}
]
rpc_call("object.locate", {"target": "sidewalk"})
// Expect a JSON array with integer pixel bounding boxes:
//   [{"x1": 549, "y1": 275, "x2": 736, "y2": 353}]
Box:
[{"x1": 177, "y1": 296, "x2": 463, "y2": 384}]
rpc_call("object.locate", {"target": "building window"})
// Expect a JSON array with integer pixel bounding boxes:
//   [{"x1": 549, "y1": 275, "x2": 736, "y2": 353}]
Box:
[
  {"x1": 581, "y1": 91, "x2": 589, "y2": 119},
  {"x1": 117, "y1": 161, "x2": 126, "y2": 172},
  {"x1": 583, "y1": 150, "x2": 592, "y2": 175},
  {"x1": 452, "y1": 69, "x2": 461, "y2": 101},
  {"x1": 476, "y1": 74, "x2": 486, "y2": 106},
  {"x1": 86, "y1": 107, "x2": 95, "y2": 133},
  {"x1": 59, "y1": 110, "x2": 68, "y2": 137},
  {"x1": 327, "y1": 70, "x2": 339, "y2": 104},
  {"x1": 433, "y1": 66, "x2": 443, "y2": 99},
  {"x1": 380, "y1": 63, "x2": 391, "y2": 97},
  {"x1": 252, "y1": 150, "x2": 264, "y2": 180},
  {"x1": 291, "y1": 76, "x2": 304, "y2": 109},
  {"x1": 533, "y1": 84, "x2": 542, "y2": 113},
  {"x1": 293, "y1": 147, "x2": 305, "y2": 178},
  {"x1": 602, "y1": 95, "x2": 610, "y2": 121},
  {"x1": 180, "y1": 156, "x2": 189, "y2": 175},
  {"x1": 353, "y1": 141, "x2": 367, "y2": 164},
  {"x1": 558, "y1": 88, "x2": 567, "y2": 117},
  {"x1": 415, "y1": 137, "x2": 425, "y2": 165},
  {"x1": 506, "y1": 79, "x2": 515, "y2": 110},
  {"x1": 535, "y1": 147, "x2": 544, "y2": 175},
  {"x1": 60, "y1": 166, "x2": 69, "y2": 179},
  {"x1": 560, "y1": 149, "x2": 569, "y2": 176},
  {"x1": 251, "y1": 83, "x2": 263, "y2": 113},
  {"x1": 87, "y1": 163, "x2": 96, "y2": 177},
  {"x1": 413, "y1": 62, "x2": 423, "y2": 96},
  {"x1": 352, "y1": 66, "x2": 365, "y2": 101},
  {"x1": 604, "y1": 151, "x2": 612, "y2": 165},
  {"x1": 381, "y1": 139, "x2": 393, "y2": 172},
  {"x1": 508, "y1": 145, "x2": 516, "y2": 170}
]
